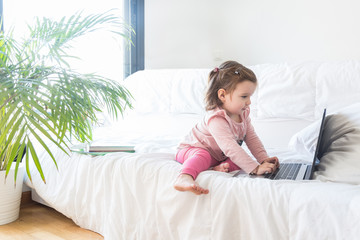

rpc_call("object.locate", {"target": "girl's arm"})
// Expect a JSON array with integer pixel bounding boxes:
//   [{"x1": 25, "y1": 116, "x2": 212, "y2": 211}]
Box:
[{"x1": 207, "y1": 116, "x2": 259, "y2": 174}]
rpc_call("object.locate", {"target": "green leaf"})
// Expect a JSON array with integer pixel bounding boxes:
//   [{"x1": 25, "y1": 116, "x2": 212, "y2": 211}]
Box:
[
  {"x1": 28, "y1": 127, "x2": 59, "y2": 170},
  {"x1": 0, "y1": 107, "x2": 23, "y2": 147},
  {"x1": 14, "y1": 142, "x2": 27, "y2": 181},
  {"x1": 25, "y1": 142, "x2": 32, "y2": 183},
  {"x1": 27, "y1": 140, "x2": 46, "y2": 183},
  {"x1": 27, "y1": 117, "x2": 69, "y2": 154},
  {"x1": 5, "y1": 125, "x2": 26, "y2": 172}
]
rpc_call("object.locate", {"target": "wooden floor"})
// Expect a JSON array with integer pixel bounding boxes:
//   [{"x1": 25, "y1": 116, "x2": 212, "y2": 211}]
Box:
[{"x1": 0, "y1": 202, "x2": 104, "y2": 240}]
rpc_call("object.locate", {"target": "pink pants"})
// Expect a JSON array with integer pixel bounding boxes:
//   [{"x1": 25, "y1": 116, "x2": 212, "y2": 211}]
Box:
[{"x1": 175, "y1": 147, "x2": 241, "y2": 179}]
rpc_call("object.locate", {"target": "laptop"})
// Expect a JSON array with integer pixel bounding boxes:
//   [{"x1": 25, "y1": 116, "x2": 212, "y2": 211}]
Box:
[{"x1": 233, "y1": 108, "x2": 327, "y2": 180}]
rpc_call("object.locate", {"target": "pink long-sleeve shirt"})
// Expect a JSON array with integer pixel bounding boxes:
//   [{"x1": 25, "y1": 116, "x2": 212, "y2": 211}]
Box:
[{"x1": 178, "y1": 107, "x2": 269, "y2": 173}]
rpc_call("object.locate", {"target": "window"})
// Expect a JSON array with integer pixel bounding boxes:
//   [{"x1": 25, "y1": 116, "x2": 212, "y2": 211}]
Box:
[
  {"x1": 1, "y1": 0, "x2": 143, "y2": 80},
  {"x1": 124, "y1": 0, "x2": 144, "y2": 77},
  {"x1": 0, "y1": 0, "x2": 3, "y2": 32}
]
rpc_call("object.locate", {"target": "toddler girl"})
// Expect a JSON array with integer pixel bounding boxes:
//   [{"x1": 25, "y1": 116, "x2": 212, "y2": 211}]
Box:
[{"x1": 174, "y1": 60, "x2": 279, "y2": 195}]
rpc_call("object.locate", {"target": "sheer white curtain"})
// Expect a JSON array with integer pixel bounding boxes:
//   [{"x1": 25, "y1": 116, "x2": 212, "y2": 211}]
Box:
[{"x1": 4, "y1": 0, "x2": 125, "y2": 81}]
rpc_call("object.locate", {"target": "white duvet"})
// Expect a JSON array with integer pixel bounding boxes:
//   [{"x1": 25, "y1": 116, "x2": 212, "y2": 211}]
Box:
[{"x1": 25, "y1": 113, "x2": 360, "y2": 240}]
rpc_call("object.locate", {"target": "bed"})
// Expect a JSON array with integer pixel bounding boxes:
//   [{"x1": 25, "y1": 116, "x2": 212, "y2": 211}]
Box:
[{"x1": 25, "y1": 61, "x2": 360, "y2": 239}]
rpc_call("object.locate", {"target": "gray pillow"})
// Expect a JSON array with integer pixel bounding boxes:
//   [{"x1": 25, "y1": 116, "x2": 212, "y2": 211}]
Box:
[{"x1": 315, "y1": 113, "x2": 360, "y2": 184}]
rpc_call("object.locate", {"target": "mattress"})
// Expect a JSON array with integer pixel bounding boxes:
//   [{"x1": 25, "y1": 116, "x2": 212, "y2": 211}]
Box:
[{"x1": 25, "y1": 112, "x2": 360, "y2": 239}]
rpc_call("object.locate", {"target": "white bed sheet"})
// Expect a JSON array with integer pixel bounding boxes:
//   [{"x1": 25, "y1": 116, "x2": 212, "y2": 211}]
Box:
[{"x1": 25, "y1": 113, "x2": 360, "y2": 240}]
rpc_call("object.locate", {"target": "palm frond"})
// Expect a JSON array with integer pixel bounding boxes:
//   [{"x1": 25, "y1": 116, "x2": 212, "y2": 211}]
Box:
[{"x1": 0, "y1": 10, "x2": 134, "y2": 183}]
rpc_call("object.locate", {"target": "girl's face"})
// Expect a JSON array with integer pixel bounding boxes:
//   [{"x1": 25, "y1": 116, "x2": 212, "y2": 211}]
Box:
[{"x1": 218, "y1": 80, "x2": 256, "y2": 122}]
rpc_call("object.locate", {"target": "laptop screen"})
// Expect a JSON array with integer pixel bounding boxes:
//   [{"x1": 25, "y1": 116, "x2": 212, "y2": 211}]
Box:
[{"x1": 309, "y1": 109, "x2": 327, "y2": 179}]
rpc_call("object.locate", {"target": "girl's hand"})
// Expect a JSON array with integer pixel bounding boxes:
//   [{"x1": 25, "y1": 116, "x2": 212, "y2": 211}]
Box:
[
  {"x1": 252, "y1": 157, "x2": 279, "y2": 175},
  {"x1": 257, "y1": 162, "x2": 277, "y2": 175},
  {"x1": 263, "y1": 156, "x2": 279, "y2": 168}
]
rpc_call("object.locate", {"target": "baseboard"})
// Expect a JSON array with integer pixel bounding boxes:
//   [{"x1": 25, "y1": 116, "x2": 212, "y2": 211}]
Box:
[{"x1": 21, "y1": 191, "x2": 35, "y2": 207}]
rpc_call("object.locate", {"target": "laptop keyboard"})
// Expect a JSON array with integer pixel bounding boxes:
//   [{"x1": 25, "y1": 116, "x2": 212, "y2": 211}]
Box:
[{"x1": 265, "y1": 163, "x2": 302, "y2": 180}]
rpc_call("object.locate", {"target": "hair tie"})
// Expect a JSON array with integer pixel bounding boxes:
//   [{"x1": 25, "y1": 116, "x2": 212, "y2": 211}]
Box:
[{"x1": 214, "y1": 67, "x2": 219, "y2": 73}]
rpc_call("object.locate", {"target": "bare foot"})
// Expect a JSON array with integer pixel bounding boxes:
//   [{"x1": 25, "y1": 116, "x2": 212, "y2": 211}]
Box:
[
  {"x1": 173, "y1": 174, "x2": 209, "y2": 195},
  {"x1": 213, "y1": 162, "x2": 230, "y2": 172}
]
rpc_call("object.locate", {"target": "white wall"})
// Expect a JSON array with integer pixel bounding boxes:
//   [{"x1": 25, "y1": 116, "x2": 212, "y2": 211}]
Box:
[{"x1": 145, "y1": 0, "x2": 360, "y2": 69}]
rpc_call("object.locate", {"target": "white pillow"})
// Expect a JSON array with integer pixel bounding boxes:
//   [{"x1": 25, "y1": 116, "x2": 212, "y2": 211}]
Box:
[
  {"x1": 124, "y1": 70, "x2": 174, "y2": 113},
  {"x1": 288, "y1": 118, "x2": 321, "y2": 156},
  {"x1": 170, "y1": 69, "x2": 209, "y2": 114},
  {"x1": 289, "y1": 103, "x2": 360, "y2": 154},
  {"x1": 254, "y1": 62, "x2": 318, "y2": 120},
  {"x1": 289, "y1": 103, "x2": 360, "y2": 184},
  {"x1": 315, "y1": 60, "x2": 360, "y2": 119}
]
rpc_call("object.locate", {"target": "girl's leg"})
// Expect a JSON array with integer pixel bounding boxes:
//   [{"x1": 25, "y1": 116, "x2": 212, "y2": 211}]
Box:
[
  {"x1": 212, "y1": 158, "x2": 241, "y2": 172},
  {"x1": 174, "y1": 147, "x2": 217, "y2": 195},
  {"x1": 176, "y1": 147, "x2": 218, "y2": 179},
  {"x1": 227, "y1": 158, "x2": 241, "y2": 172}
]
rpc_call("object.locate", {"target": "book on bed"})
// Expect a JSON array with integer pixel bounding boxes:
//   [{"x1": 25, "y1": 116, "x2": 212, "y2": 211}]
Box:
[
  {"x1": 71, "y1": 141, "x2": 135, "y2": 154},
  {"x1": 87, "y1": 145, "x2": 135, "y2": 153},
  {"x1": 85, "y1": 140, "x2": 135, "y2": 153}
]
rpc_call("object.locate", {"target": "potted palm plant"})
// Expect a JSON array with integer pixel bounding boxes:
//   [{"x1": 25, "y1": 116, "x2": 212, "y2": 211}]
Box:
[{"x1": 0, "y1": 10, "x2": 134, "y2": 224}]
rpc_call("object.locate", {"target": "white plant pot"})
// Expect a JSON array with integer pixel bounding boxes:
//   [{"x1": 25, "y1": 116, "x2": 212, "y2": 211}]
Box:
[{"x1": 0, "y1": 166, "x2": 24, "y2": 225}]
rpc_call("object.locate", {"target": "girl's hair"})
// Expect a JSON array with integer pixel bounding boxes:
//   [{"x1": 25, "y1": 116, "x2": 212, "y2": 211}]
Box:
[{"x1": 205, "y1": 60, "x2": 257, "y2": 111}]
